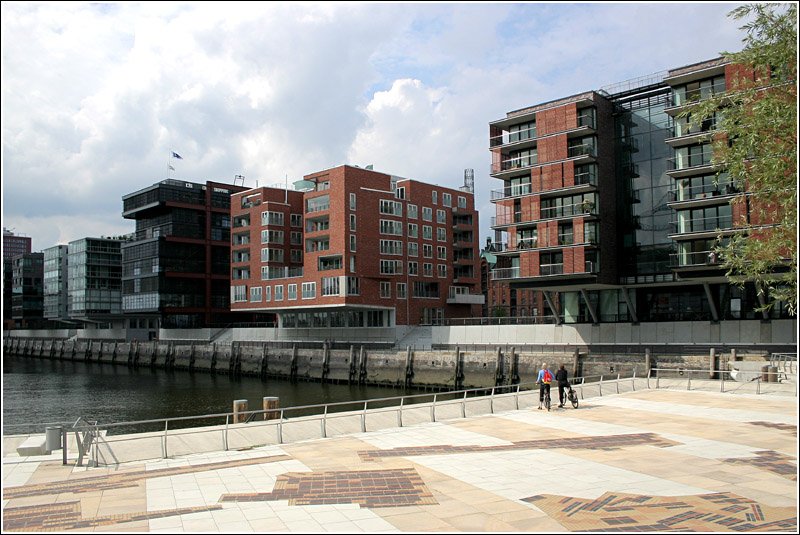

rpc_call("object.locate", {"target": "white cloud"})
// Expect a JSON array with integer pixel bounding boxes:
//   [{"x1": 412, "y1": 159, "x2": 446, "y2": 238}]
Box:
[{"x1": 2, "y1": 2, "x2": 748, "y2": 250}]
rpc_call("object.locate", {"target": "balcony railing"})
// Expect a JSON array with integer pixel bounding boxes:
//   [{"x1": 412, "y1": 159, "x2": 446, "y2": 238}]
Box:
[
  {"x1": 539, "y1": 200, "x2": 596, "y2": 220},
  {"x1": 667, "y1": 82, "x2": 726, "y2": 108},
  {"x1": 675, "y1": 215, "x2": 734, "y2": 234},
  {"x1": 490, "y1": 183, "x2": 532, "y2": 200},
  {"x1": 567, "y1": 143, "x2": 596, "y2": 158},
  {"x1": 576, "y1": 113, "x2": 596, "y2": 129},
  {"x1": 492, "y1": 154, "x2": 538, "y2": 174},
  {"x1": 670, "y1": 251, "x2": 724, "y2": 268},
  {"x1": 491, "y1": 267, "x2": 519, "y2": 280},
  {"x1": 263, "y1": 266, "x2": 304, "y2": 280},
  {"x1": 489, "y1": 126, "x2": 537, "y2": 147},
  {"x1": 539, "y1": 263, "x2": 563, "y2": 276},
  {"x1": 666, "y1": 148, "x2": 715, "y2": 171},
  {"x1": 671, "y1": 182, "x2": 738, "y2": 202}
]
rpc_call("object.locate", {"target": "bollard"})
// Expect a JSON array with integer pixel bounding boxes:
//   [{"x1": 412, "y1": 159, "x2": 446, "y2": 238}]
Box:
[
  {"x1": 46, "y1": 426, "x2": 63, "y2": 452},
  {"x1": 263, "y1": 396, "x2": 280, "y2": 420},
  {"x1": 233, "y1": 399, "x2": 248, "y2": 423},
  {"x1": 709, "y1": 348, "x2": 716, "y2": 379}
]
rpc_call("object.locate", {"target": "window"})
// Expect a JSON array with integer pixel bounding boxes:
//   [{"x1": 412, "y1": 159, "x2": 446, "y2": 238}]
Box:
[
  {"x1": 458, "y1": 196, "x2": 467, "y2": 209},
  {"x1": 290, "y1": 231, "x2": 302, "y2": 245},
  {"x1": 396, "y1": 186, "x2": 405, "y2": 199},
  {"x1": 350, "y1": 255, "x2": 356, "y2": 273},
  {"x1": 290, "y1": 213, "x2": 303, "y2": 227},
  {"x1": 422, "y1": 207, "x2": 432, "y2": 221},
  {"x1": 306, "y1": 195, "x2": 330, "y2": 213},
  {"x1": 437, "y1": 209, "x2": 446, "y2": 224},
  {"x1": 432, "y1": 191, "x2": 438, "y2": 204},
  {"x1": 274, "y1": 285, "x2": 284, "y2": 301},
  {"x1": 263, "y1": 230, "x2": 284, "y2": 244},
  {"x1": 442, "y1": 193, "x2": 451, "y2": 207},
  {"x1": 423, "y1": 225, "x2": 433, "y2": 240},
  {"x1": 379, "y1": 199, "x2": 403, "y2": 216},
  {"x1": 232, "y1": 285, "x2": 247, "y2": 302},
  {"x1": 318, "y1": 256, "x2": 342, "y2": 271},
  {"x1": 408, "y1": 261, "x2": 418, "y2": 276},
  {"x1": 380, "y1": 219, "x2": 403, "y2": 235},
  {"x1": 437, "y1": 227, "x2": 447, "y2": 242},
  {"x1": 558, "y1": 222, "x2": 573, "y2": 246},
  {"x1": 350, "y1": 214, "x2": 356, "y2": 231},
  {"x1": 261, "y1": 248, "x2": 284, "y2": 263},
  {"x1": 408, "y1": 223, "x2": 418, "y2": 238},
  {"x1": 413, "y1": 281, "x2": 439, "y2": 298},
  {"x1": 261, "y1": 211, "x2": 284, "y2": 226},
  {"x1": 437, "y1": 246, "x2": 447, "y2": 260},
  {"x1": 302, "y1": 282, "x2": 316, "y2": 299},
  {"x1": 380, "y1": 259, "x2": 403, "y2": 275},
  {"x1": 380, "y1": 281, "x2": 391, "y2": 298},
  {"x1": 350, "y1": 193, "x2": 357, "y2": 210},
  {"x1": 291, "y1": 249, "x2": 302, "y2": 263},
  {"x1": 397, "y1": 282, "x2": 407, "y2": 299},
  {"x1": 408, "y1": 204, "x2": 418, "y2": 219},
  {"x1": 288, "y1": 283, "x2": 297, "y2": 301},
  {"x1": 346, "y1": 276, "x2": 360, "y2": 295},
  {"x1": 437, "y1": 264, "x2": 447, "y2": 278},
  {"x1": 380, "y1": 240, "x2": 403, "y2": 255},
  {"x1": 423, "y1": 263, "x2": 433, "y2": 277},
  {"x1": 350, "y1": 234, "x2": 356, "y2": 252},
  {"x1": 264, "y1": 286, "x2": 271, "y2": 302},
  {"x1": 322, "y1": 277, "x2": 340, "y2": 296},
  {"x1": 423, "y1": 244, "x2": 433, "y2": 258},
  {"x1": 408, "y1": 242, "x2": 418, "y2": 257}
]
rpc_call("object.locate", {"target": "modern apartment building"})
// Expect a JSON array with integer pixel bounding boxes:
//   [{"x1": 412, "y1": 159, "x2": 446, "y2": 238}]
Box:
[
  {"x1": 4, "y1": 228, "x2": 33, "y2": 328},
  {"x1": 230, "y1": 165, "x2": 483, "y2": 327},
  {"x1": 121, "y1": 179, "x2": 269, "y2": 331},
  {"x1": 11, "y1": 252, "x2": 44, "y2": 328},
  {"x1": 67, "y1": 237, "x2": 124, "y2": 326},
  {"x1": 488, "y1": 57, "x2": 791, "y2": 324},
  {"x1": 43, "y1": 245, "x2": 70, "y2": 322}
]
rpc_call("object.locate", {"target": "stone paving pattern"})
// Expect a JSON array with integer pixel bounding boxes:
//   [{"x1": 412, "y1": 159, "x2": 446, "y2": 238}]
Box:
[{"x1": 2, "y1": 388, "x2": 797, "y2": 532}]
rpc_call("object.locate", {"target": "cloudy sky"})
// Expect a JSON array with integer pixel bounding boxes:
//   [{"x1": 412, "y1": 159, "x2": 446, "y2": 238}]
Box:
[{"x1": 2, "y1": 2, "x2": 750, "y2": 251}]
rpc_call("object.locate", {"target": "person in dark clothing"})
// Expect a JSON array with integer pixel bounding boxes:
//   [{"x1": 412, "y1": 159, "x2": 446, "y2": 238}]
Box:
[{"x1": 555, "y1": 364, "x2": 570, "y2": 407}]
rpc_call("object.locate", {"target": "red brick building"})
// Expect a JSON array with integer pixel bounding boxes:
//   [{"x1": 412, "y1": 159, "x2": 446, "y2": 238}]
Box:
[{"x1": 230, "y1": 165, "x2": 483, "y2": 327}]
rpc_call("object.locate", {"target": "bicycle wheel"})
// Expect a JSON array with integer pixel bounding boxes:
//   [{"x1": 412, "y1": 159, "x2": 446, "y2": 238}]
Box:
[
  {"x1": 545, "y1": 391, "x2": 551, "y2": 411},
  {"x1": 570, "y1": 391, "x2": 579, "y2": 409}
]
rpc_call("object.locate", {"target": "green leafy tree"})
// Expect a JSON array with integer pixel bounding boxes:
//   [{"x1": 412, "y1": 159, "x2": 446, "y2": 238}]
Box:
[{"x1": 682, "y1": 3, "x2": 797, "y2": 316}]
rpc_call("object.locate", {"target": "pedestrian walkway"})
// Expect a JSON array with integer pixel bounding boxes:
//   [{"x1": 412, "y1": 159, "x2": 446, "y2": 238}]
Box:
[{"x1": 2, "y1": 388, "x2": 797, "y2": 532}]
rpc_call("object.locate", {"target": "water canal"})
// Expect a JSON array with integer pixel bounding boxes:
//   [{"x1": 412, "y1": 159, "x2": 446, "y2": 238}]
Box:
[{"x1": 2, "y1": 354, "x2": 419, "y2": 435}]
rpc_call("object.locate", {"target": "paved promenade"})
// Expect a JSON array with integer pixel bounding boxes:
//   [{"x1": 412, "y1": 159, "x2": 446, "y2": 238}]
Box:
[{"x1": 2, "y1": 387, "x2": 797, "y2": 532}]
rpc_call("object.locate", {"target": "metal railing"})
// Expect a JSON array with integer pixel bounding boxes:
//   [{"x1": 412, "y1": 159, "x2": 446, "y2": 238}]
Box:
[
  {"x1": 648, "y1": 366, "x2": 797, "y2": 396},
  {"x1": 55, "y1": 375, "x2": 650, "y2": 466}
]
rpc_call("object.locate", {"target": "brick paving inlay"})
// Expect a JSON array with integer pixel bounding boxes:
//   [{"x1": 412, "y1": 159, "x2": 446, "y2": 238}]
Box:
[
  {"x1": 2, "y1": 500, "x2": 222, "y2": 532},
  {"x1": 748, "y1": 421, "x2": 798, "y2": 437},
  {"x1": 524, "y1": 491, "x2": 797, "y2": 532},
  {"x1": 220, "y1": 468, "x2": 437, "y2": 508},
  {"x1": 721, "y1": 450, "x2": 798, "y2": 481},
  {"x1": 3, "y1": 454, "x2": 291, "y2": 499},
  {"x1": 358, "y1": 432, "x2": 679, "y2": 461}
]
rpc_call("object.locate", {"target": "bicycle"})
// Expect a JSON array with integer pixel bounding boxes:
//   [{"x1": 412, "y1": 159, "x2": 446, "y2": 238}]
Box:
[
  {"x1": 536, "y1": 381, "x2": 552, "y2": 411},
  {"x1": 566, "y1": 384, "x2": 579, "y2": 409}
]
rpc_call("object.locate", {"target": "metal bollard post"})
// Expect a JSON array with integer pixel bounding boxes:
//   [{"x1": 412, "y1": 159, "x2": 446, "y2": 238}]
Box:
[
  {"x1": 321, "y1": 406, "x2": 328, "y2": 438},
  {"x1": 461, "y1": 391, "x2": 467, "y2": 418},
  {"x1": 687, "y1": 369, "x2": 692, "y2": 390},
  {"x1": 431, "y1": 394, "x2": 437, "y2": 423},
  {"x1": 163, "y1": 420, "x2": 169, "y2": 459},
  {"x1": 599, "y1": 375, "x2": 603, "y2": 397},
  {"x1": 398, "y1": 397, "x2": 404, "y2": 428}
]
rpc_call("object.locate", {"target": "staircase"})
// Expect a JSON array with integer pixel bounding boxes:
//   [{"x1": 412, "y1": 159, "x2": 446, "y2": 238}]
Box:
[{"x1": 395, "y1": 326, "x2": 433, "y2": 350}]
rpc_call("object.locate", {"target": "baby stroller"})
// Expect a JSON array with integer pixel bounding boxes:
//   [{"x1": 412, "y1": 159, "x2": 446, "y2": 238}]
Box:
[{"x1": 565, "y1": 383, "x2": 579, "y2": 408}]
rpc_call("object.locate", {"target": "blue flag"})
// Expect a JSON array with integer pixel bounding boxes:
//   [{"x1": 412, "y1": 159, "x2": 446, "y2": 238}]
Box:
[{"x1": 171, "y1": 151, "x2": 183, "y2": 159}]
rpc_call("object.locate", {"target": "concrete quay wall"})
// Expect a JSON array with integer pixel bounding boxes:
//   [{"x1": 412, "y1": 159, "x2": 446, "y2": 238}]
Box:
[{"x1": 4, "y1": 336, "x2": 774, "y2": 390}]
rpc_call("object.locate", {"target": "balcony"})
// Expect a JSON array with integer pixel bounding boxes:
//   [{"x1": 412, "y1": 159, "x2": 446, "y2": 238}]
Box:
[
  {"x1": 262, "y1": 266, "x2": 304, "y2": 280},
  {"x1": 665, "y1": 147, "x2": 717, "y2": 177},
  {"x1": 567, "y1": 143, "x2": 596, "y2": 159},
  {"x1": 489, "y1": 126, "x2": 537, "y2": 148},
  {"x1": 668, "y1": 182, "x2": 739, "y2": 205},
  {"x1": 447, "y1": 287, "x2": 485, "y2": 305},
  {"x1": 491, "y1": 267, "x2": 519, "y2": 280},
  {"x1": 490, "y1": 183, "x2": 532, "y2": 201},
  {"x1": 491, "y1": 154, "x2": 538, "y2": 176},
  {"x1": 670, "y1": 215, "x2": 735, "y2": 238},
  {"x1": 664, "y1": 82, "x2": 727, "y2": 115},
  {"x1": 576, "y1": 112, "x2": 596, "y2": 130},
  {"x1": 670, "y1": 250, "x2": 725, "y2": 268}
]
